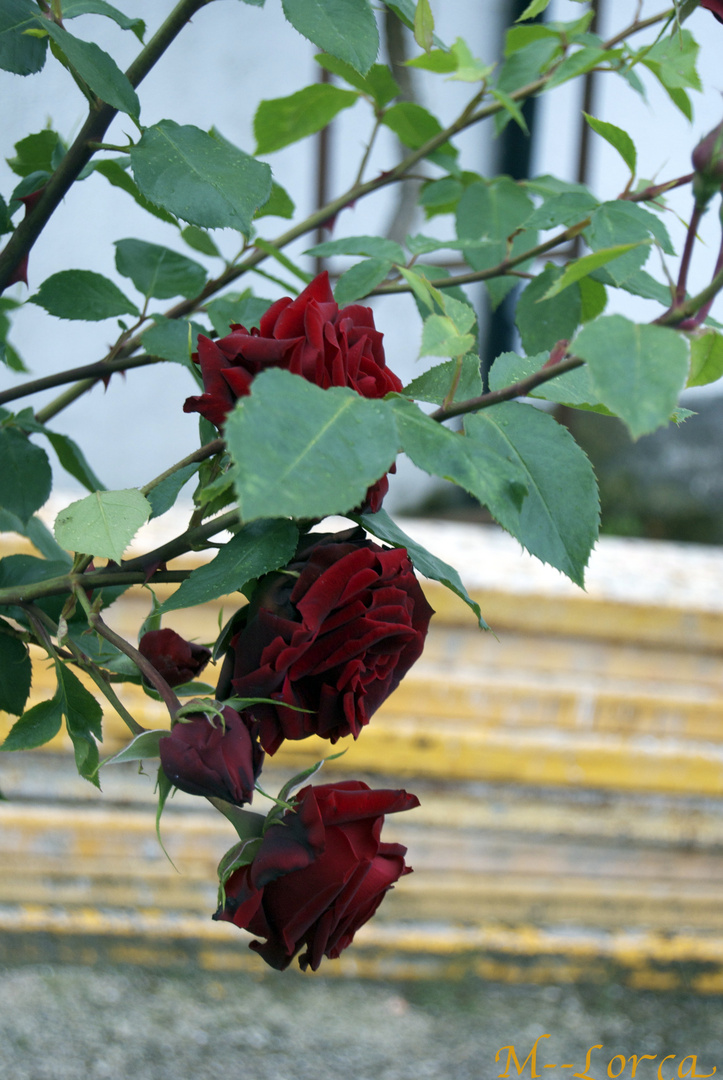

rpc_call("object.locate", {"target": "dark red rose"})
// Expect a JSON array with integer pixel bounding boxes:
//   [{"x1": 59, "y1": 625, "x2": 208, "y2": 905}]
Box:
[
  {"x1": 214, "y1": 780, "x2": 419, "y2": 971},
  {"x1": 183, "y1": 271, "x2": 401, "y2": 513},
  {"x1": 701, "y1": 0, "x2": 723, "y2": 23},
  {"x1": 160, "y1": 706, "x2": 264, "y2": 805},
  {"x1": 216, "y1": 528, "x2": 434, "y2": 755},
  {"x1": 184, "y1": 271, "x2": 402, "y2": 426},
  {"x1": 138, "y1": 628, "x2": 211, "y2": 688}
]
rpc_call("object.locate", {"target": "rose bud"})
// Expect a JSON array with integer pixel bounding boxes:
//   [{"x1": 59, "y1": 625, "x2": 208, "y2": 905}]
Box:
[
  {"x1": 160, "y1": 706, "x2": 264, "y2": 805},
  {"x1": 138, "y1": 628, "x2": 211, "y2": 688},
  {"x1": 692, "y1": 119, "x2": 723, "y2": 208},
  {"x1": 216, "y1": 527, "x2": 434, "y2": 755},
  {"x1": 214, "y1": 780, "x2": 419, "y2": 971},
  {"x1": 183, "y1": 270, "x2": 402, "y2": 512}
]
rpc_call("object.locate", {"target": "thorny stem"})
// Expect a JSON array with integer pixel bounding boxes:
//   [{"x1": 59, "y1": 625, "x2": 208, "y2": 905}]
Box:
[
  {"x1": 0, "y1": 509, "x2": 240, "y2": 607},
  {"x1": 621, "y1": 172, "x2": 694, "y2": 203},
  {"x1": 430, "y1": 356, "x2": 586, "y2": 423},
  {"x1": 140, "y1": 438, "x2": 225, "y2": 497},
  {"x1": 74, "y1": 585, "x2": 182, "y2": 720},
  {"x1": 674, "y1": 202, "x2": 703, "y2": 306},
  {"x1": 64, "y1": 638, "x2": 146, "y2": 736},
  {"x1": 0, "y1": 0, "x2": 212, "y2": 295},
  {"x1": 353, "y1": 116, "x2": 384, "y2": 188},
  {"x1": 0, "y1": 355, "x2": 166, "y2": 412},
  {"x1": 678, "y1": 229, "x2": 723, "y2": 330},
  {"x1": 1, "y1": 3, "x2": 674, "y2": 414},
  {"x1": 371, "y1": 221, "x2": 591, "y2": 296}
]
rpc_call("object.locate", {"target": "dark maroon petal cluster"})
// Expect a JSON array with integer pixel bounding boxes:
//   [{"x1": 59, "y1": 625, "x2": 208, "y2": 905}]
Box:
[
  {"x1": 214, "y1": 780, "x2": 418, "y2": 971},
  {"x1": 183, "y1": 271, "x2": 402, "y2": 514},
  {"x1": 216, "y1": 528, "x2": 434, "y2": 756},
  {"x1": 183, "y1": 271, "x2": 402, "y2": 427},
  {"x1": 138, "y1": 628, "x2": 211, "y2": 688},
  {"x1": 159, "y1": 706, "x2": 264, "y2": 805}
]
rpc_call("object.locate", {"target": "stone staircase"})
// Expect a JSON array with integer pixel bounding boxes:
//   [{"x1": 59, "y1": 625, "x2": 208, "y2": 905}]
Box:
[{"x1": 2, "y1": 518, "x2": 723, "y2": 986}]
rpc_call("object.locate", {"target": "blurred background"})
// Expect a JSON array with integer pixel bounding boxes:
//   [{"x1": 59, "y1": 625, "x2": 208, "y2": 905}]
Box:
[
  {"x1": 2, "y1": 4, "x2": 723, "y2": 1078},
  {"x1": 3, "y1": 0, "x2": 723, "y2": 538}
]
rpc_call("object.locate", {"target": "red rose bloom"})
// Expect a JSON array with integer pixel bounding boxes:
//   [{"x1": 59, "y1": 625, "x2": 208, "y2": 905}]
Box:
[
  {"x1": 159, "y1": 706, "x2": 264, "y2": 805},
  {"x1": 183, "y1": 271, "x2": 401, "y2": 513},
  {"x1": 216, "y1": 528, "x2": 434, "y2": 755},
  {"x1": 214, "y1": 780, "x2": 419, "y2": 971},
  {"x1": 138, "y1": 628, "x2": 211, "y2": 688},
  {"x1": 701, "y1": 0, "x2": 723, "y2": 23}
]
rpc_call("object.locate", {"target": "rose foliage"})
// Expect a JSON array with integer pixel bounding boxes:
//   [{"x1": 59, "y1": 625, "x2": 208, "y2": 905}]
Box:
[{"x1": 0, "y1": 0, "x2": 721, "y2": 971}]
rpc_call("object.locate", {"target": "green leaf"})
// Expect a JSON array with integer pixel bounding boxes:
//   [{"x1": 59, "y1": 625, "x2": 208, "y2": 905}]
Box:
[
  {"x1": 57, "y1": 663, "x2": 102, "y2": 786},
  {"x1": 382, "y1": 102, "x2": 456, "y2": 158},
  {"x1": 2, "y1": 696, "x2": 62, "y2": 751},
  {"x1": 205, "y1": 293, "x2": 273, "y2": 337},
  {"x1": 61, "y1": 0, "x2": 145, "y2": 42},
  {"x1": 420, "y1": 314, "x2": 475, "y2": 359},
  {"x1": 414, "y1": 0, "x2": 434, "y2": 51},
  {"x1": 225, "y1": 370, "x2": 398, "y2": 522},
  {"x1": 130, "y1": 121, "x2": 272, "y2": 234},
  {"x1": 465, "y1": 403, "x2": 599, "y2": 586},
  {"x1": 7, "y1": 129, "x2": 61, "y2": 177},
  {"x1": 54, "y1": 488, "x2": 151, "y2": 561},
  {"x1": 30, "y1": 270, "x2": 140, "y2": 321},
  {"x1": 642, "y1": 29, "x2": 701, "y2": 92},
  {"x1": 101, "y1": 729, "x2": 165, "y2": 769},
  {"x1": 496, "y1": 37, "x2": 559, "y2": 97},
  {"x1": 515, "y1": 264, "x2": 582, "y2": 354},
  {"x1": 687, "y1": 330, "x2": 723, "y2": 388},
  {"x1": 0, "y1": 428, "x2": 51, "y2": 524},
  {"x1": 355, "y1": 507, "x2": 488, "y2": 629},
  {"x1": 316, "y1": 54, "x2": 399, "y2": 106},
  {"x1": 583, "y1": 113, "x2": 636, "y2": 176},
  {"x1": 516, "y1": 0, "x2": 553, "y2": 18},
  {"x1": 447, "y1": 38, "x2": 494, "y2": 83},
  {"x1": 159, "y1": 519, "x2": 299, "y2": 614},
  {"x1": 180, "y1": 226, "x2": 220, "y2": 258},
  {"x1": 490, "y1": 88, "x2": 529, "y2": 133},
  {"x1": 114, "y1": 239, "x2": 207, "y2": 301},
  {"x1": 305, "y1": 235, "x2": 405, "y2": 262},
  {"x1": 334, "y1": 258, "x2": 393, "y2": 305},
  {"x1": 0, "y1": 510, "x2": 71, "y2": 564},
  {"x1": 92, "y1": 159, "x2": 177, "y2": 225},
  {"x1": 0, "y1": 0, "x2": 47, "y2": 75},
  {"x1": 403, "y1": 354, "x2": 482, "y2": 405},
  {"x1": 578, "y1": 275, "x2": 607, "y2": 323},
  {"x1": 0, "y1": 627, "x2": 31, "y2": 715},
  {"x1": 584, "y1": 203, "x2": 656, "y2": 285},
  {"x1": 407, "y1": 49, "x2": 456, "y2": 73},
  {"x1": 254, "y1": 181, "x2": 295, "y2": 220},
  {"x1": 545, "y1": 46, "x2": 620, "y2": 91},
  {"x1": 282, "y1": 0, "x2": 379, "y2": 75},
  {"x1": 391, "y1": 395, "x2": 528, "y2": 515},
  {"x1": 573, "y1": 316, "x2": 690, "y2": 438},
  {"x1": 456, "y1": 177, "x2": 535, "y2": 309},
  {"x1": 41, "y1": 22, "x2": 139, "y2": 118},
  {"x1": 254, "y1": 84, "x2": 358, "y2": 155},
  {"x1": 541, "y1": 243, "x2": 650, "y2": 301},
  {"x1": 146, "y1": 463, "x2": 199, "y2": 520},
  {"x1": 142, "y1": 317, "x2": 206, "y2": 368},
  {"x1": 44, "y1": 430, "x2": 106, "y2": 492},
  {"x1": 524, "y1": 192, "x2": 598, "y2": 231}
]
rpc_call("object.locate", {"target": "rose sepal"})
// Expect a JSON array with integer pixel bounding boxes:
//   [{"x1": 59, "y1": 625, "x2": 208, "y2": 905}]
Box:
[
  {"x1": 216, "y1": 835, "x2": 264, "y2": 908},
  {"x1": 208, "y1": 796, "x2": 266, "y2": 843},
  {"x1": 96, "y1": 728, "x2": 166, "y2": 770},
  {"x1": 261, "y1": 749, "x2": 347, "y2": 833}
]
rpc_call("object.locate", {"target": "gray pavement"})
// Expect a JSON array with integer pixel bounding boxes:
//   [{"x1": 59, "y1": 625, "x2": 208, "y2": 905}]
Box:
[{"x1": 0, "y1": 962, "x2": 721, "y2": 1080}]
